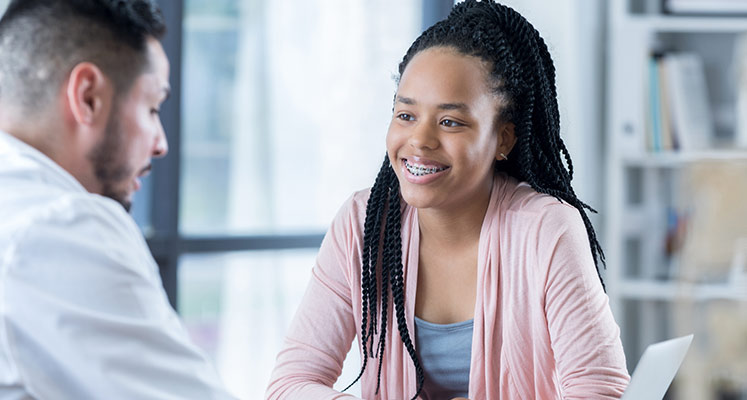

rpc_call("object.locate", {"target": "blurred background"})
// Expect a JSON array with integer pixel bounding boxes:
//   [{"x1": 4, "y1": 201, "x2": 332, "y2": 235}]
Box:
[{"x1": 2, "y1": 0, "x2": 746, "y2": 398}]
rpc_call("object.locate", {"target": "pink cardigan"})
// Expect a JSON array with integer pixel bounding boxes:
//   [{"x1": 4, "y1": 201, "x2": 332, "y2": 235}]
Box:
[{"x1": 266, "y1": 173, "x2": 630, "y2": 399}]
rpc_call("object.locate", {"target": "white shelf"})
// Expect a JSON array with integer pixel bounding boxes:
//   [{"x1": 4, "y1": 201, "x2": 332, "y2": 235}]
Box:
[
  {"x1": 619, "y1": 279, "x2": 747, "y2": 301},
  {"x1": 621, "y1": 150, "x2": 747, "y2": 167},
  {"x1": 628, "y1": 15, "x2": 747, "y2": 32},
  {"x1": 607, "y1": 2, "x2": 747, "y2": 395}
]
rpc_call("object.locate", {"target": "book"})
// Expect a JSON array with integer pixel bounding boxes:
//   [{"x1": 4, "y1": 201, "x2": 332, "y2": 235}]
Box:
[
  {"x1": 661, "y1": 53, "x2": 714, "y2": 151},
  {"x1": 734, "y1": 33, "x2": 747, "y2": 148},
  {"x1": 646, "y1": 54, "x2": 679, "y2": 152},
  {"x1": 648, "y1": 55, "x2": 663, "y2": 152},
  {"x1": 658, "y1": 57, "x2": 677, "y2": 150}
]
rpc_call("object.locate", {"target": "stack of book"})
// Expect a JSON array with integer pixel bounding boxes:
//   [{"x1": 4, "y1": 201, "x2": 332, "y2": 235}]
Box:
[{"x1": 646, "y1": 52, "x2": 714, "y2": 152}]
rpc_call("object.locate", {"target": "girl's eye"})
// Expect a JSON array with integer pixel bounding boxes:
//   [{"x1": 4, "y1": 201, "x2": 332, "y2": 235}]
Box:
[
  {"x1": 151, "y1": 108, "x2": 161, "y2": 115},
  {"x1": 441, "y1": 119, "x2": 463, "y2": 128},
  {"x1": 397, "y1": 113, "x2": 414, "y2": 121}
]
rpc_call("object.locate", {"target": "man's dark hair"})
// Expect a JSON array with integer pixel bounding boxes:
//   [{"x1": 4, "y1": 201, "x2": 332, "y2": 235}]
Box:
[
  {"x1": 0, "y1": 0, "x2": 166, "y2": 110},
  {"x1": 345, "y1": 1, "x2": 606, "y2": 399}
]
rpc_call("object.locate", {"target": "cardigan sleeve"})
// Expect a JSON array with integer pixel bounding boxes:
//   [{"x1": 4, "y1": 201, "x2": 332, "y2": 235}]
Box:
[
  {"x1": 539, "y1": 204, "x2": 630, "y2": 399},
  {"x1": 265, "y1": 195, "x2": 363, "y2": 400}
]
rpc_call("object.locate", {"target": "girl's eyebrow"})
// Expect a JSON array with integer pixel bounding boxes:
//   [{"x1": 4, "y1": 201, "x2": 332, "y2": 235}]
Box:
[
  {"x1": 395, "y1": 96, "x2": 469, "y2": 111},
  {"x1": 437, "y1": 102, "x2": 468, "y2": 111}
]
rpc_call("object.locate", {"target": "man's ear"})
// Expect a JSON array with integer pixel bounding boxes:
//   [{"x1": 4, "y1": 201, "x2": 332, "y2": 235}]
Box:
[
  {"x1": 495, "y1": 122, "x2": 517, "y2": 161},
  {"x1": 65, "y1": 62, "x2": 113, "y2": 130}
]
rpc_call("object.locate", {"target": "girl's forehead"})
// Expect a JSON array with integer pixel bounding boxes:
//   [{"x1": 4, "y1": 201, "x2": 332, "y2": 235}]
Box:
[{"x1": 397, "y1": 47, "x2": 497, "y2": 106}]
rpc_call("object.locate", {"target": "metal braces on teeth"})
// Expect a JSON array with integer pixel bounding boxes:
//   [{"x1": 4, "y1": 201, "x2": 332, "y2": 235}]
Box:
[{"x1": 405, "y1": 161, "x2": 446, "y2": 176}]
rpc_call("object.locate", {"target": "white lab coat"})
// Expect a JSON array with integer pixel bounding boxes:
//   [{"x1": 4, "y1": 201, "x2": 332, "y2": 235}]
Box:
[{"x1": 0, "y1": 131, "x2": 235, "y2": 399}]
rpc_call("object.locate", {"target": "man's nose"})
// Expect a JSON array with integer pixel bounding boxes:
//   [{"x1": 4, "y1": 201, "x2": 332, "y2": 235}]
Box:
[{"x1": 153, "y1": 123, "x2": 168, "y2": 158}]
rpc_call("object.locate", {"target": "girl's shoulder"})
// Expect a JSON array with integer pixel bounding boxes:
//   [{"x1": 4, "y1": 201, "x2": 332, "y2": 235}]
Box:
[
  {"x1": 494, "y1": 173, "x2": 582, "y2": 226},
  {"x1": 349, "y1": 187, "x2": 373, "y2": 213},
  {"x1": 326, "y1": 188, "x2": 372, "y2": 238},
  {"x1": 496, "y1": 173, "x2": 576, "y2": 211}
]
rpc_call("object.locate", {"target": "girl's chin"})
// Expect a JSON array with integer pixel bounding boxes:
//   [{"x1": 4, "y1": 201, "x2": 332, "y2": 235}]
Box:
[{"x1": 398, "y1": 190, "x2": 443, "y2": 210}]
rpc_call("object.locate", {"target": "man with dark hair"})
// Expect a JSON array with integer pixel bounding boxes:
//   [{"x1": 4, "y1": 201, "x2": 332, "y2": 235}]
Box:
[{"x1": 0, "y1": 1, "x2": 234, "y2": 398}]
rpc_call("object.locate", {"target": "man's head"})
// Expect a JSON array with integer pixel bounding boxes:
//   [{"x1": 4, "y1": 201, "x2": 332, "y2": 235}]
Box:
[{"x1": 0, "y1": 0, "x2": 170, "y2": 212}]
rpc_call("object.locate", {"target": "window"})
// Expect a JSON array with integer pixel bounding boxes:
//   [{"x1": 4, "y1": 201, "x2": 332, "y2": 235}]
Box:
[
  {"x1": 145, "y1": 0, "x2": 453, "y2": 397},
  {"x1": 178, "y1": 0, "x2": 420, "y2": 235}
]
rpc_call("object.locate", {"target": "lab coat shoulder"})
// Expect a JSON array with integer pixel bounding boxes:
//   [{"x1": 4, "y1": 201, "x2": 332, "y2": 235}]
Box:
[
  {"x1": 4, "y1": 191, "x2": 162, "y2": 311},
  {"x1": 0, "y1": 192, "x2": 235, "y2": 399}
]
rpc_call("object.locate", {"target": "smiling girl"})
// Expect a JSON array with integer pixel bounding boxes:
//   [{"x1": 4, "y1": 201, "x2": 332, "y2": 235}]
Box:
[{"x1": 266, "y1": 1, "x2": 629, "y2": 399}]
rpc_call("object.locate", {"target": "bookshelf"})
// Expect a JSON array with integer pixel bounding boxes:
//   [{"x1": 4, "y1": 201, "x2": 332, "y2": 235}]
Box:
[
  {"x1": 606, "y1": 0, "x2": 747, "y2": 398},
  {"x1": 619, "y1": 279, "x2": 747, "y2": 301},
  {"x1": 622, "y1": 150, "x2": 747, "y2": 167}
]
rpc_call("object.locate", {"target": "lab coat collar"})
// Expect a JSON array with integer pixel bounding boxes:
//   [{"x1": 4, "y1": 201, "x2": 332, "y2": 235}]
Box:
[{"x1": 0, "y1": 130, "x2": 88, "y2": 195}]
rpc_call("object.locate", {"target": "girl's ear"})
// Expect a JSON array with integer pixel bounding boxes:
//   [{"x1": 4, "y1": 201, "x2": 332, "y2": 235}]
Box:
[{"x1": 495, "y1": 122, "x2": 517, "y2": 161}]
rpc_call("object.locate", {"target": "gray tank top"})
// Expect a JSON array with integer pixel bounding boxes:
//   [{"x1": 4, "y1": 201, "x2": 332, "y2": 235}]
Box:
[{"x1": 414, "y1": 316, "x2": 474, "y2": 400}]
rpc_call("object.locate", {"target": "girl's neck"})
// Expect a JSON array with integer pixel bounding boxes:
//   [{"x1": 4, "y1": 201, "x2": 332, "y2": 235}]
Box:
[{"x1": 416, "y1": 182, "x2": 493, "y2": 249}]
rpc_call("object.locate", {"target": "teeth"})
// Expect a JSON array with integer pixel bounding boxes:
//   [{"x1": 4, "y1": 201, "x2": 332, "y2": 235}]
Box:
[{"x1": 405, "y1": 160, "x2": 447, "y2": 176}]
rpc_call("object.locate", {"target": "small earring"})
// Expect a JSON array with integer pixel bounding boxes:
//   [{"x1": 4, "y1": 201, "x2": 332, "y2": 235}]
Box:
[{"x1": 499, "y1": 153, "x2": 508, "y2": 161}]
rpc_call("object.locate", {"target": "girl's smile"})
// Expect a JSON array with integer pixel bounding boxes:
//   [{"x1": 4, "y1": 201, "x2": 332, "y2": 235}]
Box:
[{"x1": 401, "y1": 156, "x2": 450, "y2": 184}]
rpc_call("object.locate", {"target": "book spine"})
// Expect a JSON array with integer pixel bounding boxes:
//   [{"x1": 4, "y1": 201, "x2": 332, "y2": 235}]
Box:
[{"x1": 649, "y1": 56, "x2": 663, "y2": 152}]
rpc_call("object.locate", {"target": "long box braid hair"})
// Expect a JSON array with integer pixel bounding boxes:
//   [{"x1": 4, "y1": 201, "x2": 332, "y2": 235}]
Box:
[{"x1": 344, "y1": 1, "x2": 606, "y2": 398}]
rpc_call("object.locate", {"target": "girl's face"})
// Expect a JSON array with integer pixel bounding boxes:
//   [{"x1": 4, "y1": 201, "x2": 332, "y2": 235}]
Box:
[{"x1": 386, "y1": 46, "x2": 515, "y2": 212}]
